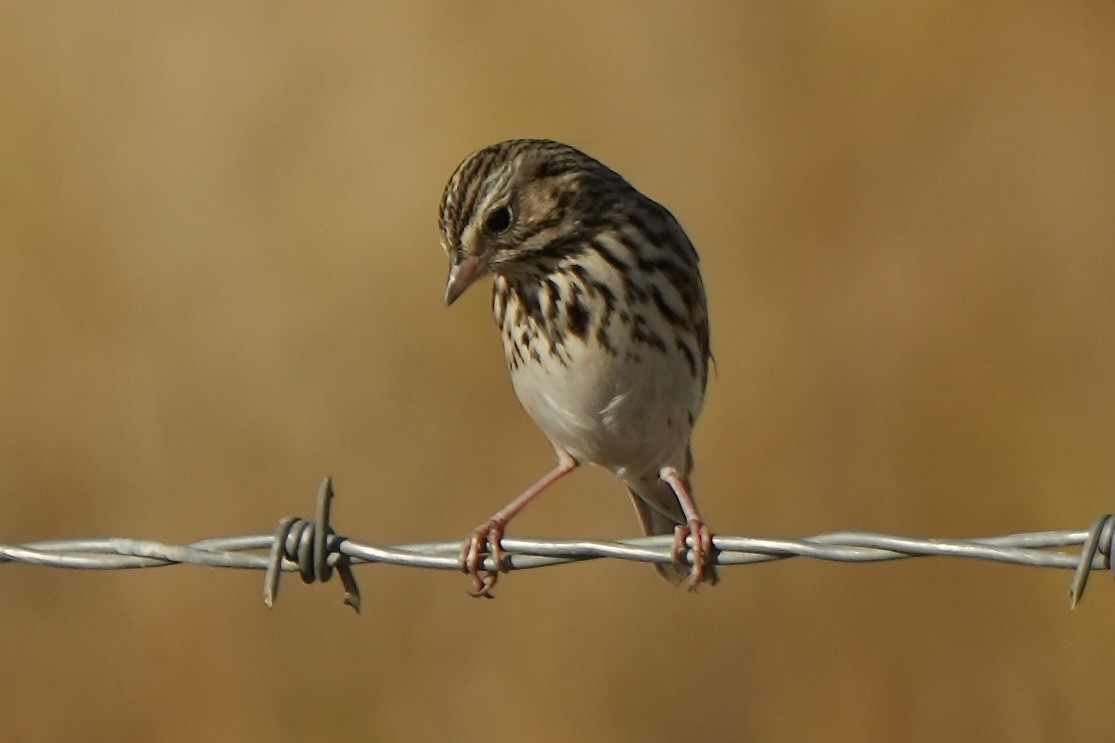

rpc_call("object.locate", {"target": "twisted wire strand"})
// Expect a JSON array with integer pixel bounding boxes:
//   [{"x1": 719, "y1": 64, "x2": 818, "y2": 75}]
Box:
[{"x1": 1, "y1": 479, "x2": 1112, "y2": 609}]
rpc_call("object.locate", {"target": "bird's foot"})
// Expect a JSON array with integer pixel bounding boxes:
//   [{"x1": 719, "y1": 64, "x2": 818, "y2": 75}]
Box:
[
  {"x1": 460, "y1": 519, "x2": 506, "y2": 598},
  {"x1": 671, "y1": 518, "x2": 717, "y2": 590}
]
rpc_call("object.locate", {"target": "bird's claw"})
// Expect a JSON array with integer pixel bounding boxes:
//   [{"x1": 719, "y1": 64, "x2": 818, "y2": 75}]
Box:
[
  {"x1": 671, "y1": 518, "x2": 716, "y2": 590},
  {"x1": 461, "y1": 519, "x2": 506, "y2": 598}
]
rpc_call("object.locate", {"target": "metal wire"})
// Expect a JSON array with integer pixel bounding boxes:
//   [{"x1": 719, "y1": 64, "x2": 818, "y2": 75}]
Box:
[{"x1": 1, "y1": 478, "x2": 1113, "y2": 611}]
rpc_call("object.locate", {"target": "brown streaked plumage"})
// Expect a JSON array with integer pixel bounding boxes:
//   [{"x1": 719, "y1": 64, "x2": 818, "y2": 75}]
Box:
[{"x1": 439, "y1": 139, "x2": 715, "y2": 596}]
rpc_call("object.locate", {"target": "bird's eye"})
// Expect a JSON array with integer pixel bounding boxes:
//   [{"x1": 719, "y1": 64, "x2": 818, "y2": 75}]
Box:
[{"x1": 484, "y1": 206, "x2": 512, "y2": 233}]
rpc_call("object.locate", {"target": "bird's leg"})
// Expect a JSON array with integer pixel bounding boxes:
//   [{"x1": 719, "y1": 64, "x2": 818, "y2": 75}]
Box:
[
  {"x1": 461, "y1": 454, "x2": 578, "y2": 597},
  {"x1": 659, "y1": 466, "x2": 716, "y2": 589}
]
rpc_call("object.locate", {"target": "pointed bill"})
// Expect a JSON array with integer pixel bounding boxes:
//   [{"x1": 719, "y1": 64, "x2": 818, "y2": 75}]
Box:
[{"x1": 444, "y1": 253, "x2": 487, "y2": 306}]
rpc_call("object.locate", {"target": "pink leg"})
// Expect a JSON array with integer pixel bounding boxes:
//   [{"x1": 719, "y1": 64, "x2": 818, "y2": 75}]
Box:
[
  {"x1": 461, "y1": 454, "x2": 578, "y2": 597},
  {"x1": 659, "y1": 466, "x2": 716, "y2": 589}
]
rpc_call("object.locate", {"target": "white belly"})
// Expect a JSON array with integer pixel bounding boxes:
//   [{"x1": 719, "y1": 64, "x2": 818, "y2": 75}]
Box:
[{"x1": 509, "y1": 339, "x2": 698, "y2": 479}]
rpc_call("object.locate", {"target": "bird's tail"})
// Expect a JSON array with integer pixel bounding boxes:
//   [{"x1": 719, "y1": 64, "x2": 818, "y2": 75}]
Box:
[{"x1": 627, "y1": 477, "x2": 691, "y2": 585}]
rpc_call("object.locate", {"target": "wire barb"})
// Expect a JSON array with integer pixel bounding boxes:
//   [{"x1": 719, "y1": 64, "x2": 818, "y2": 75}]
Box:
[
  {"x1": 1070, "y1": 514, "x2": 1115, "y2": 608},
  {"x1": 263, "y1": 477, "x2": 361, "y2": 613}
]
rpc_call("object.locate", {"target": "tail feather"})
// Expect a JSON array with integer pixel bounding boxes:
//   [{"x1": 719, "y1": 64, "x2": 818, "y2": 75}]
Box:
[{"x1": 627, "y1": 481, "x2": 689, "y2": 584}]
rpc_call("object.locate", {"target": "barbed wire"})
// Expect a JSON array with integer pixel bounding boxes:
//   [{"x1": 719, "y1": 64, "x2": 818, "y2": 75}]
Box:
[{"x1": 2, "y1": 478, "x2": 1113, "y2": 612}]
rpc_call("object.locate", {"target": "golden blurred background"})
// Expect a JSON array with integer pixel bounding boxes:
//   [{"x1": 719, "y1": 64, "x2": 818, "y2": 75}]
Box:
[{"x1": 2, "y1": 2, "x2": 1114, "y2": 741}]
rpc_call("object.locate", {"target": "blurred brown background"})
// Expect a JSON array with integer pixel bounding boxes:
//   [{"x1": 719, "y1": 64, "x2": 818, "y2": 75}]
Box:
[{"x1": 2, "y1": 2, "x2": 1114, "y2": 741}]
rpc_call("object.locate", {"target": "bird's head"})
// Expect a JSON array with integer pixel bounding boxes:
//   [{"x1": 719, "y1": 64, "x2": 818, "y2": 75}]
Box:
[{"x1": 438, "y1": 139, "x2": 622, "y2": 306}]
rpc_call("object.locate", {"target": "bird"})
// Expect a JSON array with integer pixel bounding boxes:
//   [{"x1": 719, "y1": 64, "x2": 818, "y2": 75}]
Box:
[{"x1": 438, "y1": 139, "x2": 715, "y2": 597}]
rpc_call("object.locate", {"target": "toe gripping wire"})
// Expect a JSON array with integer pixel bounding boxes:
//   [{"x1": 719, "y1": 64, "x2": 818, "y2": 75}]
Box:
[
  {"x1": 263, "y1": 478, "x2": 361, "y2": 613},
  {"x1": 1070, "y1": 514, "x2": 1115, "y2": 608}
]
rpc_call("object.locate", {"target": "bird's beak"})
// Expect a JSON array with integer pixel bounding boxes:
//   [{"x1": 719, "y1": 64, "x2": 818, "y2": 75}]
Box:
[{"x1": 444, "y1": 253, "x2": 487, "y2": 306}]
